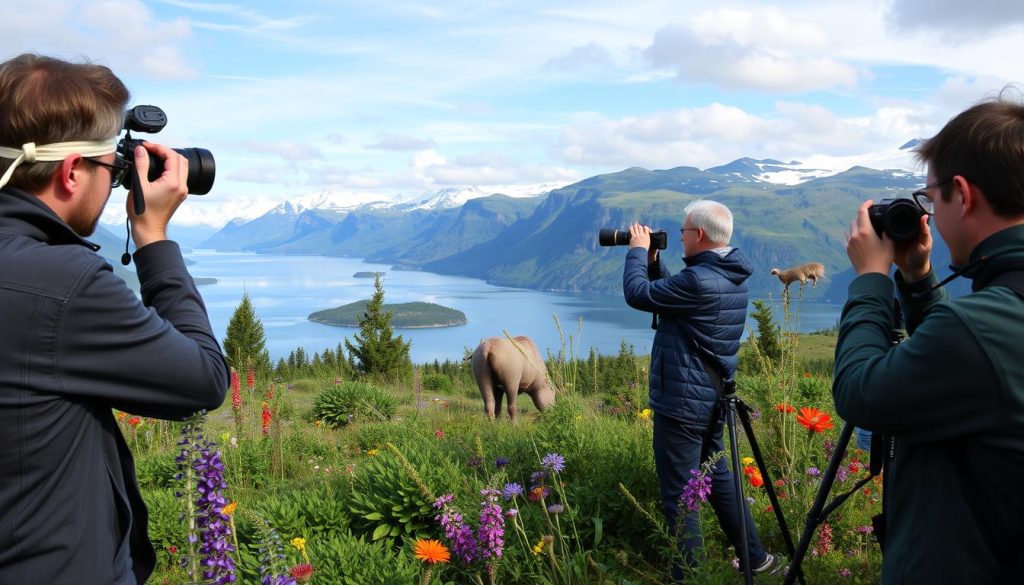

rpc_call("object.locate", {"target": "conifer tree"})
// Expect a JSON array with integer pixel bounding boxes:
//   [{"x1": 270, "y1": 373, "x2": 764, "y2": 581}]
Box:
[
  {"x1": 223, "y1": 292, "x2": 272, "y2": 376},
  {"x1": 344, "y1": 274, "x2": 412, "y2": 381},
  {"x1": 751, "y1": 299, "x2": 782, "y2": 365}
]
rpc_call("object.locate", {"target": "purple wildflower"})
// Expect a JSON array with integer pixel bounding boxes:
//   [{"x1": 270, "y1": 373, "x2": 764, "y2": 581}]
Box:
[
  {"x1": 836, "y1": 465, "x2": 849, "y2": 483},
  {"x1": 436, "y1": 508, "x2": 477, "y2": 564},
  {"x1": 838, "y1": 568, "x2": 853, "y2": 577},
  {"x1": 495, "y1": 457, "x2": 510, "y2": 468},
  {"x1": 501, "y1": 483, "x2": 524, "y2": 500},
  {"x1": 467, "y1": 456, "x2": 483, "y2": 468},
  {"x1": 856, "y1": 525, "x2": 873, "y2": 534},
  {"x1": 807, "y1": 467, "x2": 821, "y2": 477},
  {"x1": 681, "y1": 469, "x2": 712, "y2": 512},
  {"x1": 530, "y1": 471, "x2": 547, "y2": 486},
  {"x1": 176, "y1": 416, "x2": 236, "y2": 585},
  {"x1": 547, "y1": 504, "x2": 564, "y2": 514},
  {"x1": 433, "y1": 493, "x2": 455, "y2": 509},
  {"x1": 824, "y1": 439, "x2": 835, "y2": 460},
  {"x1": 477, "y1": 489, "x2": 505, "y2": 560},
  {"x1": 541, "y1": 453, "x2": 566, "y2": 473},
  {"x1": 506, "y1": 508, "x2": 519, "y2": 518}
]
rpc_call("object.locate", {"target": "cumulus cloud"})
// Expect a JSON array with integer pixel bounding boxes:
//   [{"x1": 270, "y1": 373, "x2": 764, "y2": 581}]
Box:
[
  {"x1": 544, "y1": 42, "x2": 615, "y2": 71},
  {"x1": 408, "y1": 149, "x2": 577, "y2": 188},
  {"x1": 887, "y1": 0, "x2": 1024, "y2": 35},
  {"x1": 0, "y1": 0, "x2": 198, "y2": 80},
  {"x1": 553, "y1": 100, "x2": 947, "y2": 170},
  {"x1": 643, "y1": 8, "x2": 857, "y2": 91},
  {"x1": 365, "y1": 132, "x2": 437, "y2": 151}
]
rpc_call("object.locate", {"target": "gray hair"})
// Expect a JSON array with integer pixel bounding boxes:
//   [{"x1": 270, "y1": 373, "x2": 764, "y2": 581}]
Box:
[{"x1": 684, "y1": 200, "x2": 733, "y2": 245}]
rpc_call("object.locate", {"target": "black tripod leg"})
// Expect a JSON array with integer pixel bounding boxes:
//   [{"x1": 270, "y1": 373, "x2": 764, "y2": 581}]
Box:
[
  {"x1": 737, "y1": 402, "x2": 806, "y2": 585},
  {"x1": 725, "y1": 401, "x2": 755, "y2": 585},
  {"x1": 782, "y1": 422, "x2": 856, "y2": 585}
]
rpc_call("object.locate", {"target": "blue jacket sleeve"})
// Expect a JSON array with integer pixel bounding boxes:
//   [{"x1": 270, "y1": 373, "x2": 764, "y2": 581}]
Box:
[
  {"x1": 623, "y1": 247, "x2": 701, "y2": 315},
  {"x1": 54, "y1": 241, "x2": 229, "y2": 419}
]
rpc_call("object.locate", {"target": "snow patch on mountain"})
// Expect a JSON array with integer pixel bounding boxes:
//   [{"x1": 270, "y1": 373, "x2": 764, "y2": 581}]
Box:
[{"x1": 750, "y1": 143, "x2": 924, "y2": 185}]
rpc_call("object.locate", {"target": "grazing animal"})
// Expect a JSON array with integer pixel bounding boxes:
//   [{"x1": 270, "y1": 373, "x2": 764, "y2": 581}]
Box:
[
  {"x1": 471, "y1": 336, "x2": 555, "y2": 422},
  {"x1": 770, "y1": 262, "x2": 826, "y2": 291}
]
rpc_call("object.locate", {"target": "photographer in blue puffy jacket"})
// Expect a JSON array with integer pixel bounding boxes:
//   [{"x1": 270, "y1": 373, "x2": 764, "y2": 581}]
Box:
[{"x1": 623, "y1": 200, "x2": 781, "y2": 580}]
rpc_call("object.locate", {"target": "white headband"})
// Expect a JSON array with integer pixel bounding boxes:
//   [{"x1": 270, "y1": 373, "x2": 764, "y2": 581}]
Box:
[{"x1": 0, "y1": 139, "x2": 117, "y2": 190}]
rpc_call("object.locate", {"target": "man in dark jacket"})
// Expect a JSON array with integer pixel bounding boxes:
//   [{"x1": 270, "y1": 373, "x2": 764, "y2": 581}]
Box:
[
  {"x1": 0, "y1": 54, "x2": 228, "y2": 584},
  {"x1": 623, "y1": 200, "x2": 779, "y2": 580},
  {"x1": 838, "y1": 98, "x2": 1024, "y2": 583}
]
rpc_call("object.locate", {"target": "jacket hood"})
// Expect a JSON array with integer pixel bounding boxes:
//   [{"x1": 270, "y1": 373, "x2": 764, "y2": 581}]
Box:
[
  {"x1": 683, "y1": 248, "x2": 753, "y2": 286},
  {"x1": 0, "y1": 186, "x2": 98, "y2": 250}
]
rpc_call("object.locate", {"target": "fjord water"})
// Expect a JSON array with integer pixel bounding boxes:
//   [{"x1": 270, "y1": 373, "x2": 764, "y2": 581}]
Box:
[{"x1": 187, "y1": 251, "x2": 843, "y2": 364}]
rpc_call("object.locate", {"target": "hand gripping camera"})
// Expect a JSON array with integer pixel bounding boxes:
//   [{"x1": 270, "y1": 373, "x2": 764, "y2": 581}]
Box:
[
  {"x1": 598, "y1": 227, "x2": 669, "y2": 250},
  {"x1": 117, "y1": 105, "x2": 215, "y2": 215}
]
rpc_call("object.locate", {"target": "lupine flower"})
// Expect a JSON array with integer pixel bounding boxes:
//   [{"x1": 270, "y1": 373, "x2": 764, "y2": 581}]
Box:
[
  {"x1": 477, "y1": 489, "x2": 504, "y2": 559},
  {"x1": 261, "y1": 402, "x2": 272, "y2": 437},
  {"x1": 437, "y1": 508, "x2": 477, "y2": 564},
  {"x1": 433, "y1": 493, "x2": 455, "y2": 509},
  {"x1": 256, "y1": 523, "x2": 297, "y2": 585},
  {"x1": 796, "y1": 407, "x2": 834, "y2": 433},
  {"x1": 176, "y1": 418, "x2": 236, "y2": 585},
  {"x1": 413, "y1": 539, "x2": 450, "y2": 564},
  {"x1": 501, "y1": 483, "x2": 523, "y2": 500},
  {"x1": 681, "y1": 469, "x2": 712, "y2": 512},
  {"x1": 541, "y1": 453, "x2": 566, "y2": 473}
]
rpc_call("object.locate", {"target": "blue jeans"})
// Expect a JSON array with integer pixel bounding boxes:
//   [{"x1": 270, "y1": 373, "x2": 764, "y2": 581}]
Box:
[
  {"x1": 653, "y1": 412, "x2": 768, "y2": 580},
  {"x1": 855, "y1": 427, "x2": 872, "y2": 451}
]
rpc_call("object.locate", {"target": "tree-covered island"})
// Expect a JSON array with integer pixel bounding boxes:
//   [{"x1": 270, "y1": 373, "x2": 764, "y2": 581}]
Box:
[{"x1": 309, "y1": 300, "x2": 467, "y2": 328}]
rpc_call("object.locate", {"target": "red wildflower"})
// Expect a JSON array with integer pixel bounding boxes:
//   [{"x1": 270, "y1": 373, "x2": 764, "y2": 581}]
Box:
[
  {"x1": 261, "y1": 402, "x2": 272, "y2": 437},
  {"x1": 127, "y1": 416, "x2": 142, "y2": 427},
  {"x1": 333, "y1": 376, "x2": 342, "y2": 385},
  {"x1": 290, "y1": 562, "x2": 315, "y2": 583},
  {"x1": 434, "y1": 428, "x2": 445, "y2": 439},
  {"x1": 774, "y1": 479, "x2": 786, "y2": 488},
  {"x1": 167, "y1": 545, "x2": 178, "y2": 554},
  {"x1": 246, "y1": 368, "x2": 255, "y2": 391},
  {"x1": 266, "y1": 383, "x2": 274, "y2": 401},
  {"x1": 776, "y1": 403, "x2": 795, "y2": 414},
  {"x1": 796, "y1": 407, "x2": 834, "y2": 433},
  {"x1": 748, "y1": 470, "x2": 764, "y2": 488}
]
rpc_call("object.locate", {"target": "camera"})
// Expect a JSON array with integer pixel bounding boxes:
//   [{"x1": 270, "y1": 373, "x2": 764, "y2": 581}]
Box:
[
  {"x1": 868, "y1": 198, "x2": 923, "y2": 242},
  {"x1": 117, "y1": 105, "x2": 215, "y2": 214},
  {"x1": 598, "y1": 227, "x2": 668, "y2": 250}
]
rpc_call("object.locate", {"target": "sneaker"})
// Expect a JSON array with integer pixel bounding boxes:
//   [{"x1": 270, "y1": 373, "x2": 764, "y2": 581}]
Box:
[{"x1": 752, "y1": 553, "x2": 787, "y2": 576}]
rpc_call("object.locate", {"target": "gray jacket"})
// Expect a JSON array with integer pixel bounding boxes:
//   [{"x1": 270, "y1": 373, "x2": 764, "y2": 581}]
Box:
[{"x1": 0, "y1": 187, "x2": 228, "y2": 584}]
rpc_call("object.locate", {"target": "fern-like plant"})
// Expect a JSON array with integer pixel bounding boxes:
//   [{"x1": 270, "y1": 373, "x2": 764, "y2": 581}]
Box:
[{"x1": 311, "y1": 381, "x2": 397, "y2": 428}]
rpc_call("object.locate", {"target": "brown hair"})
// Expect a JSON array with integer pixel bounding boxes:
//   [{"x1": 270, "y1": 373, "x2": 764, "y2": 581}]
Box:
[
  {"x1": 916, "y1": 95, "x2": 1024, "y2": 217},
  {"x1": 0, "y1": 53, "x2": 130, "y2": 192}
]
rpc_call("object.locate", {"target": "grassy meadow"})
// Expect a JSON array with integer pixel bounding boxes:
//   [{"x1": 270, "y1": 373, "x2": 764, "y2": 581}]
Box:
[{"x1": 128, "y1": 320, "x2": 884, "y2": 585}]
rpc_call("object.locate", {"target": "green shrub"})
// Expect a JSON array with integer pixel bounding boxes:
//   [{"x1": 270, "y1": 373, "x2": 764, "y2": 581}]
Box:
[
  {"x1": 135, "y1": 452, "x2": 178, "y2": 489},
  {"x1": 141, "y1": 488, "x2": 188, "y2": 571},
  {"x1": 346, "y1": 450, "x2": 436, "y2": 547},
  {"x1": 287, "y1": 378, "x2": 319, "y2": 393},
  {"x1": 422, "y1": 372, "x2": 453, "y2": 394},
  {"x1": 311, "y1": 381, "x2": 398, "y2": 428}
]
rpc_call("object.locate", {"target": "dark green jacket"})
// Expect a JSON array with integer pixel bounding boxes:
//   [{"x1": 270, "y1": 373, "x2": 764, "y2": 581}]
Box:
[{"x1": 834, "y1": 225, "x2": 1024, "y2": 584}]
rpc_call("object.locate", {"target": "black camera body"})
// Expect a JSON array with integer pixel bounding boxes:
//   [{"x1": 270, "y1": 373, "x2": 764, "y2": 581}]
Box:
[
  {"x1": 598, "y1": 228, "x2": 668, "y2": 250},
  {"x1": 117, "y1": 105, "x2": 215, "y2": 214},
  {"x1": 868, "y1": 198, "x2": 923, "y2": 242}
]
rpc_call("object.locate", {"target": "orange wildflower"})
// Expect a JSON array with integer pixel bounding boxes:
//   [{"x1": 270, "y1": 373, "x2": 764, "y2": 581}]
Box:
[
  {"x1": 776, "y1": 403, "x2": 795, "y2": 414},
  {"x1": 127, "y1": 416, "x2": 142, "y2": 427},
  {"x1": 803, "y1": 372, "x2": 812, "y2": 378},
  {"x1": 749, "y1": 470, "x2": 764, "y2": 488},
  {"x1": 796, "y1": 407, "x2": 834, "y2": 433},
  {"x1": 413, "y1": 539, "x2": 450, "y2": 564}
]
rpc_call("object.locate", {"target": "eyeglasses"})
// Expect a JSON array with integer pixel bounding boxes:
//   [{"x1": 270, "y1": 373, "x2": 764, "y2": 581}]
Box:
[
  {"x1": 85, "y1": 155, "x2": 130, "y2": 188},
  {"x1": 680, "y1": 228, "x2": 700, "y2": 235},
  {"x1": 912, "y1": 178, "x2": 953, "y2": 215}
]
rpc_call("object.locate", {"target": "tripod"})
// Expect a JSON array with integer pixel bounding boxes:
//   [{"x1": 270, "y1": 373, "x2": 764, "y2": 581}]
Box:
[
  {"x1": 701, "y1": 380, "x2": 804, "y2": 585},
  {"x1": 782, "y1": 301, "x2": 902, "y2": 585}
]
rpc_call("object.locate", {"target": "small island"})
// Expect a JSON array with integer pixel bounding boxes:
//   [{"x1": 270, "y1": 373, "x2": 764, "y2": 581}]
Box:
[
  {"x1": 193, "y1": 277, "x2": 218, "y2": 286},
  {"x1": 309, "y1": 300, "x2": 467, "y2": 328},
  {"x1": 353, "y1": 271, "x2": 384, "y2": 278}
]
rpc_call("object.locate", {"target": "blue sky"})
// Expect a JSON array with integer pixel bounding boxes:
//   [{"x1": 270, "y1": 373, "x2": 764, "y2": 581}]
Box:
[{"x1": 2, "y1": 0, "x2": 1023, "y2": 226}]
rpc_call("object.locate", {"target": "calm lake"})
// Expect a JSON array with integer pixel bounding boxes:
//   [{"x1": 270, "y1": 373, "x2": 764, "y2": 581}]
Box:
[{"x1": 186, "y1": 251, "x2": 844, "y2": 364}]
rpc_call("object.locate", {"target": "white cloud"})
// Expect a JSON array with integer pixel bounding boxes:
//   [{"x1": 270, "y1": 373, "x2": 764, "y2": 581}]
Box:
[
  {"x1": 644, "y1": 8, "x2": 858, "y2": 91},
  {"x1": 413, "y1": 150, "x2": 447, "y2": 168},
  {"x1": 887, "y1": 0, "x2": 1024, "y2": 35},
  {"x1": 544, "y1": 42, "x2": 615, "y2": 71},
  {"x1": 239, "y1": 140, "x2": 324, "y2": 161},
  {"x1": 365, "y1": 132, "x2": 437, "y2": 151}
]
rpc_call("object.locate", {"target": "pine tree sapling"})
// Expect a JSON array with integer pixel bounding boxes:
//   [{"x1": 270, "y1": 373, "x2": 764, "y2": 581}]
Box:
[
  {"x1": 224, "y1": 292, "x2": 272, "y2": 376},
  {"x1": 344, "y1": 274, "x2": 412, "y2": 381}
]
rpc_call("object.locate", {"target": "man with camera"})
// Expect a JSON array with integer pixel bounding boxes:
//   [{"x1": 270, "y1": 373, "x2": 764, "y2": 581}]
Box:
[
  {"x1": 836, "y1": 98, "x2": 1024, "y2": 583},
  {"x1": 0, "y1": 54, "x2": 228, "y2": 584},
  {"x1": 621, "y1": 200, "x2": 780, "y2": 579}
]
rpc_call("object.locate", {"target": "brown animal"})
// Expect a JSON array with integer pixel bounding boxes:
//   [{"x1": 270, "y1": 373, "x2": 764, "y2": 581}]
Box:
[
  {"x1": 471, "y1": 336, "x2": 555, "y2": 422},
  {"x1": 770, "y1": 262, "x2": 826, "y2": 291}
]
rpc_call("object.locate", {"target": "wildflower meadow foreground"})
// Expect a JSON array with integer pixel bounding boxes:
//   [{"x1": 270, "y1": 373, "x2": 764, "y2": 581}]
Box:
[{"x1": 130, "y1": 306, "x2": 881, "y2": 584}]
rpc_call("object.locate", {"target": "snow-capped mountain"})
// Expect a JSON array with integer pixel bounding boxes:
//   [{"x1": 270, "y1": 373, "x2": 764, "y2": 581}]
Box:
[{"x1": 743, "y1": 140, "x2": 923, "y2": 185}]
